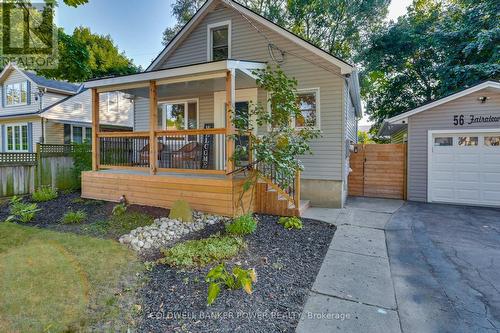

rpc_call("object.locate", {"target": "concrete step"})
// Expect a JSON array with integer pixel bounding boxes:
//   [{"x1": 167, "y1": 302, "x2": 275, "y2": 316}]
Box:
[{"x1": 299, "y1": 200, "x2": 311, "y2": 215}]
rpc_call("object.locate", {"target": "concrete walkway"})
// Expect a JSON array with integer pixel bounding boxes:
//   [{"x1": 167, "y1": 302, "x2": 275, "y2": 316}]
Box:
[{"x1": 296, "y1": 198, "x2": 404, "y2": 333}]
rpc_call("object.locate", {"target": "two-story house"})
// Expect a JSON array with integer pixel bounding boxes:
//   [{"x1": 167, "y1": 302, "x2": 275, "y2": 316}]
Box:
[
  {"x1": 80, "y1": 0, "x2": 362, "y2": 216},
  {"x1": 0, "y1": 63, "x2": 133, "y2": 152}
]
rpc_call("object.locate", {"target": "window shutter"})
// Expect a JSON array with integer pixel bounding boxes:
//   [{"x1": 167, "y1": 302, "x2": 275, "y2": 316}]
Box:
[
  {"x1": 26, "y1": 81, "x2": 32, "y2": 105},
  {"x1": 1, "y1": 125, "x2": 5, "y2": 152},
  {"x1": 27, "y1": 122, "x2": 33, "y2": 152}
]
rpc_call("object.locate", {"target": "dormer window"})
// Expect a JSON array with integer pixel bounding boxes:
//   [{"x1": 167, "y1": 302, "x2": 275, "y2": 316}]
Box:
[
  {"x1": 6, "y1": 82, "x2": 28, "y2": 106},
  {"x1": 207, "y1": 21, "x2": 231, "y2": 61}
]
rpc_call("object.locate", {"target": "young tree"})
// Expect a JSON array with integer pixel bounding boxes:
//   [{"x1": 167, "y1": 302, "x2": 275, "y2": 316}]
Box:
[{"x1": 232, "y1": 66, "x2": 320, "y2": 213}]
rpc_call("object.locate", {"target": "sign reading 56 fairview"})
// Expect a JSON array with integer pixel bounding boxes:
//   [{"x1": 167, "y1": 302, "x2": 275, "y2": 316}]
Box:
[{"x1": 453, "y1": 114, "x2": 500, "y2": 126}]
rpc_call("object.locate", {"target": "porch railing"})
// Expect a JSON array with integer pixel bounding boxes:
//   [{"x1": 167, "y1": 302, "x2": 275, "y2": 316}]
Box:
[
  {"x1": 96, "y1": 129, "x2": 227, "y2": 173},
  {"x1": 253, "y1": 160, "x2": 301, "y2": 207},
  {"x1": 98, "y1": 132, "x2": 150, "y2": 169},
  {"x1": 155, "y1": 128, "x2": 226, "y2": 173}
]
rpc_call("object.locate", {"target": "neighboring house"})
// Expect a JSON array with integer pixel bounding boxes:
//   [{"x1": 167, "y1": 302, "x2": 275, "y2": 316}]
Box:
[
  {"x1": 0, "y1": 63, "x2": 133, "y2": 152},
  {"x1": 380, "y1": 80, "x2": 500, "y2": 207},
  {"x1": 81, "y1": 0, "x2": 362, "y2": 214}
]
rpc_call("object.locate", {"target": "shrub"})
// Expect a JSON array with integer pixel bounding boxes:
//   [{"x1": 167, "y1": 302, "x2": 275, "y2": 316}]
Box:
[
  {"x1": 225, "y1": 214, "x2": 257, "y2": 235},
  {"x1": 158, "y1": 234, "x2": 245, "y2": 268},
  {"x1": 169, "y1": 200, "x2": 193, "y2": 223},
  {"x1": 206, "y1": 263, "x2": 257, "y2": 306},
  {"x1": 112, "y1": 203, "x2": 127, "y2": 216},
  {"x1": 70, "y1": 142, "x2": 92, "y2": 189},
  {"x1": 62, "y1": 210, "x2": 87, "y2": 224},
  {"x1": 278, "y1": 216, "x2": 303, "y2": 230},
  {"x1": 106, "y1": 212, "x2": 153, "y2": 238},
  {"x1": 6, "y1": 196, "x2": 40, "y2": 223},
  {"x1": 32, "y1": 186, "x2": 58, "y2": 202}
]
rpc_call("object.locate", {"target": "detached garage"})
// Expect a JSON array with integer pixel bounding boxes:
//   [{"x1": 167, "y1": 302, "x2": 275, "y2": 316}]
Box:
[{"x1": 380, "y1": 80, "x2": 500, "y2": 207}]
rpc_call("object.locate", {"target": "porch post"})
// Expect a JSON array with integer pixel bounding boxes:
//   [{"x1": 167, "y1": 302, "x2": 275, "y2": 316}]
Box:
[
  {"x1": 149, "y1": 80, "x2": 158, "y2": 175},
  {"x1": 91, "y1": 88, "x2": 100, "y2": 171},
  {"x1": 225, "y1": 69, "x2": 235, "y2": 174}
]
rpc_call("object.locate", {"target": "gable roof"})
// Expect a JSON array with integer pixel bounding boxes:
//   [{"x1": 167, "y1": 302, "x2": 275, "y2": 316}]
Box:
[
  {"x1": 0, "y1": 63, "x2": 82, "y2": 95},
  {"x1": 387, "y1": 80, "x2": 500, "y2": 124},
  {"x1": 146, "y1": 0, "x2": 354, "y2": 74}
]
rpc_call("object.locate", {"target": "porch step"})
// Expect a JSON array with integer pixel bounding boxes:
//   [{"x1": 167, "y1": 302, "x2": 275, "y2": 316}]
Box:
[{"x1": 299, "y1": 200, "x2": 311, "y2": 216}]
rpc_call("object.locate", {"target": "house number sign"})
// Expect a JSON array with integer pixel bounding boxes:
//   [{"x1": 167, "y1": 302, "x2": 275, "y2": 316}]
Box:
[{"x1": 453, "y1": 114, "x2": 500, "y2": 126}]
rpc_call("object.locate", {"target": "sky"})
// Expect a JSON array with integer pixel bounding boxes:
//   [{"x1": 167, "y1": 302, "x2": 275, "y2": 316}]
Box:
[{"x1": 57, "y1": 0, "x2": 413, "y2": 126}]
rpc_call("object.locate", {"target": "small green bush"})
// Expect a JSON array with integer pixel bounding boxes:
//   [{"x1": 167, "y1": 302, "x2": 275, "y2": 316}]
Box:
[
  {"x1": 278, "y1": 216, "x2": 303, "y2": 230},
  {"x1": 32, "y1": 186, "x2": 58, "y2": 202},
  {"x1": 206, "y1": 263, "x2": 257, "y2": 306},
  {"x1": 6, "y1": 196, "x2": 40, "y2": 223},
  {"x1": 169, "y1": 200, "x2": 193, "y2": 223},
  {"x1": 112, "y1": 203, "x2": 127, "y2": 216},
  {"x1": 158, "y1": 234, "x2": 245, "y2": 268},
  {"x1": 62, "y1": 210, "x2": 87, "y2": 224},
  {"x1": 225, "y1": 214, "x2": 257, "y2": 235}
]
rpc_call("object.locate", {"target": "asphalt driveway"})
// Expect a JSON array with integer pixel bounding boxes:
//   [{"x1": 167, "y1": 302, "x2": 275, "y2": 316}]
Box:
[{"x1": 386, "y1": 202, "x2": 500, "y2": 333}]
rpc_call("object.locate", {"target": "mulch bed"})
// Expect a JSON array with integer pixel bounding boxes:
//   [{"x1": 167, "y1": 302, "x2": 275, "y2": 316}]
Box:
[
  {"x1": 0, "y1": 192, "x2": 170, "y2": 238},
  {"x1": 139, "y1": 214, "x2": 336, "y2": 333}
]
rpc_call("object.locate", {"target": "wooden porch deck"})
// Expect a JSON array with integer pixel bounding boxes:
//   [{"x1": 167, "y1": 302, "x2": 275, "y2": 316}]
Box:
[{"x1": 81, "y1": 170, "x2": 254, "y2": 217}]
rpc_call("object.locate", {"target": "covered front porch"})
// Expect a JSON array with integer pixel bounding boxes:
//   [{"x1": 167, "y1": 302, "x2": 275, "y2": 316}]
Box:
[{"x1": 81, "y1": 60, "x2": 303, "y2": 217}]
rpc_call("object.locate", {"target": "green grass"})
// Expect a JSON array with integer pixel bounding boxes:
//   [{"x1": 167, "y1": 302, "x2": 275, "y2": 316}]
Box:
[
  {"x1": 84, "y1": 212, "x2": 154, "y2": 239},
  {"x1": 62, "y1": 210, "x2": 87, "y2": 224},
  {"x1": 159, "y1": 234, "x2": 245, "y2": 268},
  {"x1": 0, "y1": 222, "x2": 143, "y2": 332}
]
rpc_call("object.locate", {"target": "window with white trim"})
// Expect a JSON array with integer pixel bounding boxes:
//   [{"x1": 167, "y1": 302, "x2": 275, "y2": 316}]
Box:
[
  {"x1": 5, "y1": 124, "x2": 29, "y2": 152},
  {"x1": 158, "y1": 100, "x2": 198, "y2": 131},
  {"x1": 295, "y1": 89, "x2": 320, "y2": 129},
  {"x1": 208, "y1": 21, "x2": 231, "y2": 61},
  {"x1": 5, "y1": 82, "x2": 28, "y2": 106},
  {"x1": 64, "y1": 124, "x2": 92, "y2": 144},
  {"x1": 73, "y1": 102, "x2": 83, "y2": 113}
]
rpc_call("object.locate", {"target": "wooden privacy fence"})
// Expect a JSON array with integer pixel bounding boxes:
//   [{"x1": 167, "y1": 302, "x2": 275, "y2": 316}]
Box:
[
  {"x1": 348, "y1": 144, "x2": 407, "y2": 200},
  {"x1": 0, "y1": 144, "x2": 90, "y2": 197}
]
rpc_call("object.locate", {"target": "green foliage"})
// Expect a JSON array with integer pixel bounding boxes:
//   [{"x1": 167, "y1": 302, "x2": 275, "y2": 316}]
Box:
[
  {"x1": 232, "y1": 66, "x2": 320, "y2": 213},
  {"x1": 158, "y1": 235, "x2": 245, "y2": 268},
  {"x1": 278, "y1": 216, "x2": 303, "y2": 230},
  {"x1": 169, "y1": 200, "x2": 193, "y2": 223},
  {"x1": 70, "y1": 142, "x2": 92, "y2": 189},
  {"x1": 360, "y1": 0, "x2": 500, "y2": 126},
  {"x1": 31, "y1": 186, "x2": 58, "y2": 202},
  {"x1": 6, "y1": 197, "x2": 40, "y2": 223},
  {"x1": 83, "y1": 212, "x2": 153, "y2": 238},
  {"x1": 36, "y1": 27, "x2": 140, "y2": 82},
  {"x1": 62, "y1": 210, "x2": 87, "y2": 224},
  {"x1": 225, "y1": 214, "x2": 257, "y2": 236},
  {"x1": 206, "y1": 263, "x2": 257, "y2": 306},
  {"x1": 357, "y1": 131, "x2": 374, "y2": 144},
  {"x1": 112, "y1": 203, "x2": 127, "y2": 216}
]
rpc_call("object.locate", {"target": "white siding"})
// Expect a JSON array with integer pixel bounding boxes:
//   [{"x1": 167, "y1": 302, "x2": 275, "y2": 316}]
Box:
[
  {"x1": 153, "y1": 3, "x2": 347, "y2": 180},
  {"x1": 43, "y1": 90, "x2": 133, "y2": 128}
]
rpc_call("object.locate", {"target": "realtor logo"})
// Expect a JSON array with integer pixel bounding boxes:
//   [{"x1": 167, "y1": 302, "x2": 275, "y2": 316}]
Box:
[{"x1": 1, "y1": 1, "x2": 58, "y2": 68}]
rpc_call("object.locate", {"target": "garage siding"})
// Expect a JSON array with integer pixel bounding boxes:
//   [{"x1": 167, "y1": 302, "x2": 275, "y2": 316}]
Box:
[{"x1": 407, "y1": 88, "x2": 500, "y2": 202}]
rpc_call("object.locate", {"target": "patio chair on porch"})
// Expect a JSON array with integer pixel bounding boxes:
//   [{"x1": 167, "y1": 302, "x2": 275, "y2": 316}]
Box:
[
  {"x1": 169, "y1": 142, "x2": 201, "y2": 169},
  {"x1": 139, "y1": 142, "x2": 165, "y2": 167}
]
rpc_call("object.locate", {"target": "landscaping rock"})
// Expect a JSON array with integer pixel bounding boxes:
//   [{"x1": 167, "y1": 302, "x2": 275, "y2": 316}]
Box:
[{"x1": 119, "y1": 212, "x2": 230, "y2": 253}]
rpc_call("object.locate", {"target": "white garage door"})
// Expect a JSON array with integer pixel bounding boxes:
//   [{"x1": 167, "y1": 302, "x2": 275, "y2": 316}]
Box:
[{"x1": 429, "y1": 131, "x2": 500, "y2": 207}]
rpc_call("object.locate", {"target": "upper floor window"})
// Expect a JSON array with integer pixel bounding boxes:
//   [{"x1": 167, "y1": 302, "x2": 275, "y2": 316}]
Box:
[
  {"x1": 6, "y1": 82, "x2": 28, "y2": 106},
  {"x1": 207, "y1": 21, "x2": 231, "y2": 61},
  {"x1": 295, "y1": 89, "x2": 320, "y2": 129}
]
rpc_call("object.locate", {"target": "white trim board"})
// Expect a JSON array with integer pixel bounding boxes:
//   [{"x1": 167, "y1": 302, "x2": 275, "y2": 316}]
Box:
[
  {"x1": 146, "y1": 0, "x2": 353, "y2": 74},
  {"x1": 389, "y1": 81, "x2": 500, "y2": 124}
]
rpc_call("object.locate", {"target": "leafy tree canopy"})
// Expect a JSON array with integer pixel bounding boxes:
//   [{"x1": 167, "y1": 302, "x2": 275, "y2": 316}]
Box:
[
  {"x1": 360, "y1": 0, "x2": 500, "y2": 126},
  {"x1": 162, "y1": 0, "x2": 389, "y2": 61}
]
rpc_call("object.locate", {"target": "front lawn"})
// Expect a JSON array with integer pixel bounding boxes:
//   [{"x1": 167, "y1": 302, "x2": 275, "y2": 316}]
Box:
[{"x1": 0, "y1": 222, "x2": 144, "y2": 332}]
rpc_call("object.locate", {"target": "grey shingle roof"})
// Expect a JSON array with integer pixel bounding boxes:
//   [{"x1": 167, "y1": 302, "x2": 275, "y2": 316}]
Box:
[{"x1": 22, "y1": 70, "x2": 82, "y2": 94}]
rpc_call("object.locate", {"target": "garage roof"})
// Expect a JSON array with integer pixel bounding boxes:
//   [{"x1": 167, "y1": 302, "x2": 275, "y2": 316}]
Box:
[{"x1": 387, "y1": 80, "x2": 500, "y2": 124}]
